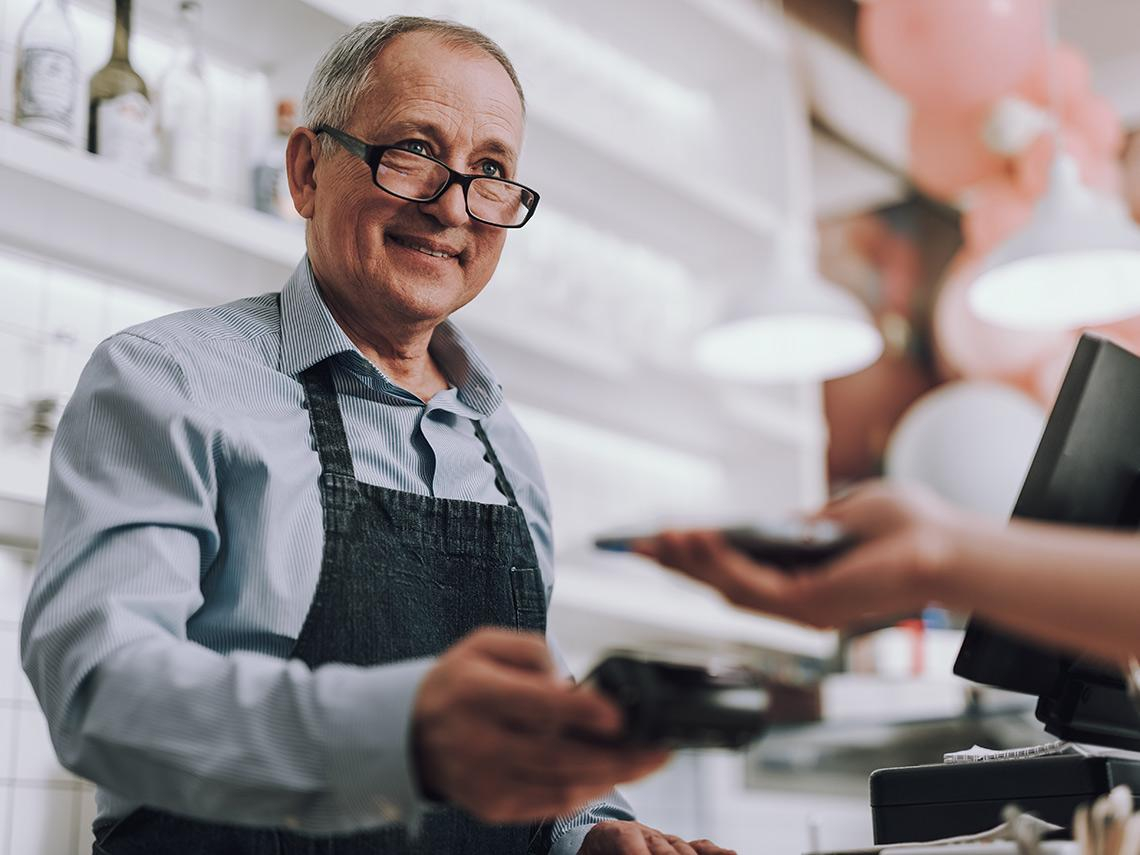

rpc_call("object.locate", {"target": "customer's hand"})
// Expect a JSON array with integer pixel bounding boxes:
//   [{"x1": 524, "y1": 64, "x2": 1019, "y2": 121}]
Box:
[
  {"x1": 580, "y1": 820, "x2": 737, "y2": 854},
  {"x1": 634, "y1": 481, "x2": 971, "y2": 630},
  {"x1": 413, "y1": 628, "x2": 671, "y2": 824}
]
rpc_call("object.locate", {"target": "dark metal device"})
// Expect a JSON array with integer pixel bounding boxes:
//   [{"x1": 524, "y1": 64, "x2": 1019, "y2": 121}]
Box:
[{"x1": 579, "y1": 654, "x2": 770, "y2": 749}]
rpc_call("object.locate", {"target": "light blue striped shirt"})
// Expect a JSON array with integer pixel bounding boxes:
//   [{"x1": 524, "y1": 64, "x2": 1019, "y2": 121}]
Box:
[{"x1": 21, "y1": 257, "x2": 632, "y2": 853}]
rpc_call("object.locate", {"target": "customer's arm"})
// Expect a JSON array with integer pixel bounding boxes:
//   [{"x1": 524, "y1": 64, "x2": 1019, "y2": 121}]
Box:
[{"x1": 636, "y1": 481, "x2": 1140, "y2": 664}]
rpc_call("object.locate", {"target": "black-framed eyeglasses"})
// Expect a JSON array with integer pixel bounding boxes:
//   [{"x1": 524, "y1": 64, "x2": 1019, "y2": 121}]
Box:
[{"x1": 314, "y1": 125, "x2": 540, "y2": 229}]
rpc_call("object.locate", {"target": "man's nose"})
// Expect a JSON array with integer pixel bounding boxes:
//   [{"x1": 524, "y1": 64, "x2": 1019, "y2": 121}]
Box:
[{"x1": 420, "y1": 182, "x2": 469, "y2": 227}]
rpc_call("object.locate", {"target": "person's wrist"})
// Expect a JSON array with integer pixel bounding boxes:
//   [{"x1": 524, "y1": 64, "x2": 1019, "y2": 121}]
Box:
[
  {"x1": 410, "y1": 724, "x2": 441, "y2": 802},
  {"x1": 409, "y1": 678, "x2": 446, "y2": 803},
  {"x1": 921, "y1": 507, "x2": 995, "y2": 610}
]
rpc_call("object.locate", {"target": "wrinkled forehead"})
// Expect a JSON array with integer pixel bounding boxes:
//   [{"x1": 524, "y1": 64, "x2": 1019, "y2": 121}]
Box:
[{"x1": 351, "y1": 32, "x2": 525, "y2": 151}]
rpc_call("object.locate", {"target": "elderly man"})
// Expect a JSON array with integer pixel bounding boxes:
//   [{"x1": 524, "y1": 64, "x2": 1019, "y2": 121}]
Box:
[{"x1": 23, "y1": 15, "x2": 735, "y2": 855}]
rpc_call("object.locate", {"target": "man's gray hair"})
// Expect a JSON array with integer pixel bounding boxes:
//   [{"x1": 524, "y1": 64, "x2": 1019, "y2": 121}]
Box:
[{"x1": 302, "y1": 15, "x2": 525, "y2": 147}]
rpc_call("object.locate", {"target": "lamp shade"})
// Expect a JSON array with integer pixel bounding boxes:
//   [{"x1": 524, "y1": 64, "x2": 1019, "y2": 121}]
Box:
[
  {"x1": 969, "y1": 154, "x2": 1140, "y2": 331},
  {"x1": 695, "y1": 271, "x2": 883, "y2": 383}
]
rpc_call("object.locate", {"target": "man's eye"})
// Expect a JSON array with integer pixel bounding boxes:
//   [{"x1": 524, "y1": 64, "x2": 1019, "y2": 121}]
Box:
[
  {"x1": 479, "y1": 161, "x2": 504, "y2": 178},
  {"x1": 398, "y1": 140, "x2": 430, "y2": 156}
]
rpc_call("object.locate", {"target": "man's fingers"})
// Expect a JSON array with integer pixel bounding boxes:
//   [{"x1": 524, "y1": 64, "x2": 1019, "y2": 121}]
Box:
[
  {"x1": 589, "y1": 821, "x2": 653, "y2": 855},
  {"x1": 465, "y1": 627, "x2": 555, "y2": 673},
  {"x1": 552, "y1": 687, "x2": 626, "y2": 737},
  {"x1": 656, "y1": 832, "x2": 699, "y2": 855},
  {"x1": 460, "y1": 660, "x2": 622, "y2": 735},
  {"x1": 616, "y1": 823, "x2": 654, "y2": 855},
  {"x1": 582, "y1": 821, "x2": 733, "y2": 855},
  {"x1": 645, "y1": 830, "x2": 692, "y2": 854},
  {"x1": 690, "y1": 839, "x2": 738, "y2": 855}
]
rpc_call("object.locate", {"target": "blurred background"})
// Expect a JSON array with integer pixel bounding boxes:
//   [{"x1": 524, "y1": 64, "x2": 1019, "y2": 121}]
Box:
[{"x1": 2, "y1": 0, "x2": 1139, "y2": 852}]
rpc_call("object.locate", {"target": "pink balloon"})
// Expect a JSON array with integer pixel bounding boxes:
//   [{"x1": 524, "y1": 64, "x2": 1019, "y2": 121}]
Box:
[
  {"x1": 909, "y1": 105, "x2": 1008, "y2": 200},
  {"x1": 1016, "y1": 44, "x2": 1092, "y2": 108},
  {"x1": 933, "y1": 250, "x2": 1071, "y2": 384},
  {"x1": 1065, "y1": 94, "x2": 1125, "y2": 157},
  {"x1": 859, "y1": 0, "x2": 1047, "y2": 110},
  {"x1": 960, "y1": 178, "x2": 1037, "y2": 255},
  {"x1": 1013, "y1": 129, "x2": 1114, "y2": 197},
  {"x1": 1086, "y1": 158, "x2": 1124, "y2": 198}
]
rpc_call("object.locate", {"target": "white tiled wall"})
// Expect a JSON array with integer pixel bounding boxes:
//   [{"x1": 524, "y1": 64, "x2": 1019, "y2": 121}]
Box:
[{"x1": 0, "y1": 546, "x2": 97, "y2": 855}]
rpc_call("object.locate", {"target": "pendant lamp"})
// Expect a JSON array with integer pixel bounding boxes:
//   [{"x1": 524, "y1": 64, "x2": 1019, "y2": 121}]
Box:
[
  {"x1": 694, "y1": 230, "x2": 884, "y2": 383},
  {"x1": 967, "y1": 1, "x2": 1140, "y2": 331},
  {"x1": 695, "y1": 1, "x2": 882, "y2": 384},
  {"x1": 968, "y1": 155, "x2": 1140, "y2": 330}
]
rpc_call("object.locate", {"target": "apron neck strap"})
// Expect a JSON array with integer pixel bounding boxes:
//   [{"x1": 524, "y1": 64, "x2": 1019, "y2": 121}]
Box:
[
  {"x1": 300, "y1": 359, "x2": 356, "y2": 480},
  {"x1": 473, "y1": 420, "x2": 520, "y2": 508}
]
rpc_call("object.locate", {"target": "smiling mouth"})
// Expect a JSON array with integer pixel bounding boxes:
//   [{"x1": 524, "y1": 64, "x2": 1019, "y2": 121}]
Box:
[{"x1": 388, "y1": 234, "x2": 460, "y2": 260}]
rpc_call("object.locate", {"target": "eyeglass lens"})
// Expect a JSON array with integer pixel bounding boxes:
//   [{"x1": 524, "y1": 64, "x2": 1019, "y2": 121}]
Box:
[{"x1": 376, "y1": 149, "x2": 533, "y2": 227}]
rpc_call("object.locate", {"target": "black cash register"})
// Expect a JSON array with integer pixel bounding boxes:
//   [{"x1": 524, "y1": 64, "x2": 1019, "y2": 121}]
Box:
[{"x1": 870, "y1": 334, "x2": 1140, "y2": 844}]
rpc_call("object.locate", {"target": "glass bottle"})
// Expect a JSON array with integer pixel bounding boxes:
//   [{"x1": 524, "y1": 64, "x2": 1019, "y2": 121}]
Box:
[
  {"x1": 88, "y1": 0, "x2": 155, "y2": 172},
  {"x1": 253, "y1": 98, "x2": 302, "y2": 221},
  {"x1": 14, "y1": 0, "x2": 80, "y2": 146},
  {"x1": 157, "y1": 0, "x2": 211, "y2": 193}
]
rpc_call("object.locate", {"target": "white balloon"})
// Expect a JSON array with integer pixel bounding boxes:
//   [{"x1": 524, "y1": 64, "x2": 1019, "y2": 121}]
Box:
[
  {"x1": 884, "y1": 381, "x2": 1047, "y2": 518},
  {"x1": 982, "y1": 96, "x2": 1051, "y2": 157}
]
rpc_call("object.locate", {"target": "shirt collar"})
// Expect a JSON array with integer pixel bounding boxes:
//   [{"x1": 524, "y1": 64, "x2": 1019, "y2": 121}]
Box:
[
  {"x1": 279, "y1": 255, "x2": 504, "y2": 418},
  {"x1": 428, "y1": 321, "x2": 504, "y2": 418},
  {"x1": 279, "y1": 256, "x2": 358, "y2": 376}
]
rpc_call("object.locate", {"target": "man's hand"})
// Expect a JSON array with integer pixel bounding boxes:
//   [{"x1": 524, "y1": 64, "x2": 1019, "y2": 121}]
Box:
[
  {"x1": 580, "y1": 820, "x2": 738, "y2": 854},
  {"x1": 413, "y1": 628, "x2": 671, "y2": 824}
]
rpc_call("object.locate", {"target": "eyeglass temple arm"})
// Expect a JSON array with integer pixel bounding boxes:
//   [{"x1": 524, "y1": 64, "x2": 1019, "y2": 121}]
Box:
[{"x1": 313, "y1": 126, "x2": 369, "y2": 161}]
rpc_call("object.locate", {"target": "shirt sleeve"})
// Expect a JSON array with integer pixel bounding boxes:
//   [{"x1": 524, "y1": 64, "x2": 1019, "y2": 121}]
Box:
[
  {"x1": 546, "y1": 791, "x2": 639, "y2": 855},
  {"x1": 21, "y1": 331, "x2": 434, "y2": 834}
]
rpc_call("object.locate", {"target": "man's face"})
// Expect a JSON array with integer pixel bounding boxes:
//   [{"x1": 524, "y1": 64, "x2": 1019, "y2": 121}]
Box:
[{"x1": 305, "y1": 31, "x2": 525, "y2": 328}]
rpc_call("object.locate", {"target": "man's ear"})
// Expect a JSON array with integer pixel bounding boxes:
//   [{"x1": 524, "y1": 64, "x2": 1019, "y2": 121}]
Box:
[{"x1": 285, "y1": 127, "x2": 319, "y2": 219}]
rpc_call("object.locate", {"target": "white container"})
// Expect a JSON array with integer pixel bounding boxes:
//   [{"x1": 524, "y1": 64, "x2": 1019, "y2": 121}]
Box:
[{"x1": 14, "y1": 0, "x2": 80, "y2": 146}]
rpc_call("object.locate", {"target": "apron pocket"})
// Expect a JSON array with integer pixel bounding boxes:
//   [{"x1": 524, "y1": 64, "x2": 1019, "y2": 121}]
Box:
[{"x1": 509, "y1": 567, "x2": 546, "y2": 632}]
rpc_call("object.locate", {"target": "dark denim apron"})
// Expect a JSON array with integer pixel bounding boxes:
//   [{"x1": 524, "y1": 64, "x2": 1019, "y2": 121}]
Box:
[{"x1": 94, "y1": 358, "x2": 549, "y2": 854}]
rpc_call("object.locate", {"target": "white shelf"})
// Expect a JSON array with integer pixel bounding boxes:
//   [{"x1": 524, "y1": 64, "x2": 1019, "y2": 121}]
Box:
[
  {"x1": 0, "y1": 123, "x2": 304, "y2": 303},
  {"x1": 525, "y1": 109, "x2": 782, "y2": 280},
  {"x1": 82, "y1": 0, "x2": 785, "y2": 275},
  {"x1": 684, "y1": 0, "x2": 787, "y2": 56}
]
